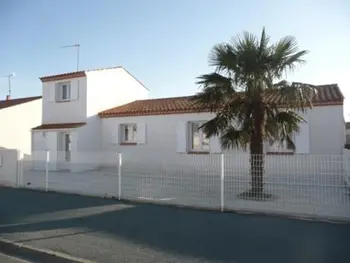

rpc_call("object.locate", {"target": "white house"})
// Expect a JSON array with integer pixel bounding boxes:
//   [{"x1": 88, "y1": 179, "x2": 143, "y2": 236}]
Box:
[
  {"x1": 31, "y1": 66, "x2": 148, "y2": 170},
  {"x1": 97, "y1": 84, "x2": 345, "y2": 163},
  {"x1": 0, "y1": 95, "x2": 42, "y2": 158},
  {"x1": 31, "y1": 67, "x2": 345, "y2": 172}
]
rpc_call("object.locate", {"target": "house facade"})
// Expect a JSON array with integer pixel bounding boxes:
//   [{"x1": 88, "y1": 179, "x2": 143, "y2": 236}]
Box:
[
  {"x1": 31, "y1": 68, "x2": 345, "y2": 172},
  {"x1": 31, "y1": 66, "x2": 148, "y2": 170},
  {"x1": 95, "y1": 85, "x2": 345, "y2": 177},
  {"x1": 0, "y1": 96, "x2": 42, "y2": 158},
  {"x1": 98, "y1": 84, "x2": 345, "y2": 165}
]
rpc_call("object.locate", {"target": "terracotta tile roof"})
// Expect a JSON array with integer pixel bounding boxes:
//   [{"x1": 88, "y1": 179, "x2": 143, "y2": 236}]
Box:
[
  {"x1": 32, "y1": 122, "x2": 86, "y2": 130},
  {"x1": 39, "y1": 66, "x2": 122, "y2": 82},
  {"x1": 0, "y1": 96, "x2": 42, "y2": 110},
  {"x1": 98, "y1": 84, "x2": 344, "y2": 118}
]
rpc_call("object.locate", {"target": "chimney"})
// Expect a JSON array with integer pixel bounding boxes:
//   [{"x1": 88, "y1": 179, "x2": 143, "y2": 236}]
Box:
[{"x1": 6, "y1": 95, "x2": 10, "y2": 100}]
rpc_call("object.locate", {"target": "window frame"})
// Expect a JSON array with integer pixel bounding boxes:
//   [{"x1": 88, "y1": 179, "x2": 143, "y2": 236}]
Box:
[
  {"x1": 267, "y1": 133, "x2": 295, "y2": 153},
  {"x1": 57, "y1": 82, "x2": 71, "y2": 102},
  {"x1": 188, "y1": 121, "x2": 210, "y2": 152},
  {"x1": 121, "y1": 123, "x2": 137, "y2": 143}
]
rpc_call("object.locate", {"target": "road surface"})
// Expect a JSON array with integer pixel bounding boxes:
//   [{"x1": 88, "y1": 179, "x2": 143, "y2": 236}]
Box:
[{"x1": 1, "y1": 188, "x2": 349, "y2": 263}]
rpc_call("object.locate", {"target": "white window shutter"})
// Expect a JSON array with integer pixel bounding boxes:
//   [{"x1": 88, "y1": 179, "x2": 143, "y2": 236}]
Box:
[
  {"x1": 49, "y1": 85, "x2": 57, "y2": 102},
  {"x1": 176, "y1": 121, "x2": 188, "y2": 153},
  {"x1": 56, "y1": 84, "x2": 61, "y2": 101},
  {"x1": 137, "y1": 123, "x2": 146, "y2": 144},
  {"x1": 70, "y1": 82, "x2": 79, "y2": 100},
  {"x1": 210, "y1": 135, "x2": 222, "y2": 153},
  {"x1": 70, "y1": 131, "x2": 78, "y2": 152},
  {"x1": 112, "y1": 124, "x2": 120, "y2": 144},
  {"x1": 295, "y1": 121, "x2": 310, "y2": 154}
]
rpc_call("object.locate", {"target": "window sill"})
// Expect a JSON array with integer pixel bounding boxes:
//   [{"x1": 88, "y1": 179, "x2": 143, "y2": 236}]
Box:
[
  {"x1": 56, "y1": 100, "x2": 71, "y2": 103},
  {"x1": 120, "y1": 142, "x2": 137, "y2": 146},
  {"x1": 188, "y1": 151, "x2": 210, "y2": 155},
  {"x1": 266, "y1": 151, "x2": 294, "y2": 155}
]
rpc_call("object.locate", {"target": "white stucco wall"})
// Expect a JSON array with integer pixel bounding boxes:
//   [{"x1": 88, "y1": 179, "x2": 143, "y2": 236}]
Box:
[
  {"x1": 36, "y1": 68, "x2": 148, "y2": 170},
  {"x1": 76, "y1": 67, "x2": 149, "y2": 161},
  {"x1": 0, "y1": 99, "x2": 42, "y2": 157},
  {"x1": 101, "y1": 105, "x2": 343, "y2": 158},
  {"x1": 100, "y1": 110, "x2": 322, "y2": 160},
  {"x1": 309, "y1": 105, "x2": 345, "y2": 154},
  {"x1": 101, "y1": 112, "x2": 217, "y2": 163},
  {"x1": 85, "y1": 67, "x2": 148, "y2": 117},
  {"x1": 0, "y1": 148, "x2": 20, "y2": 187},
  {"x1": 41, "y1": 77, "x2": 87, "y2": 124}
]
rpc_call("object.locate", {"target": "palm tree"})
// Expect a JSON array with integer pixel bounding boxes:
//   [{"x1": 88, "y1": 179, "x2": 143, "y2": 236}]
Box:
[{"x1": 194, "y1": 28, "x2": 317, "y2": 198}]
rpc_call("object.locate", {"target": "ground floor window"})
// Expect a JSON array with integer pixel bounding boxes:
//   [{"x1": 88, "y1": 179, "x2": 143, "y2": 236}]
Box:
[{"x1": 189, "y1": 121, "x2": 210, "y2": 152}]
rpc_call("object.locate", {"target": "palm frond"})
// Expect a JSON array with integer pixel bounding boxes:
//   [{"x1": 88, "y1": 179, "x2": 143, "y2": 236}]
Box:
[
  {"x1": 199, "y1": 96, "x2": 248, "y2": 136},
  {"x1": 272, "y1": 81, "x2": 317, "y2": 111},
  {"x1": 195, "y1": 28, "x2": 310, "y2": 153},
  {"x1": 194, "y1": 73, "x2": 234, "y2": 111},
  {"x1": 270, "y1": 36, "x2": 308, "y2": 77},
  {"x1": 208, "y1": 43, "x2": 238, "y2": 75},
  {"x1": 258, "y1": 27, "x2": 271, "y2": 58},
  {"x1": 265, "y1": 108, "x2": 305, "y2": 150},
  {"x1": 220, "y1": 125, "x2": 250, "y2": 150}
]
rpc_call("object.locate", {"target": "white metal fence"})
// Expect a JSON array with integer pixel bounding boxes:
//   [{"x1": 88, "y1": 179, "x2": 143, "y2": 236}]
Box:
[{"x1": 14, "y1": 151, "x2": 350, "y2": 222}]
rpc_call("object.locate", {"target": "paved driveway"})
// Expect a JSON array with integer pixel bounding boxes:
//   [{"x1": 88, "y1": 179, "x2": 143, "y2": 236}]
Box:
[{"x1": 0, "y1": 188, "x2": 349, "y2": 263}]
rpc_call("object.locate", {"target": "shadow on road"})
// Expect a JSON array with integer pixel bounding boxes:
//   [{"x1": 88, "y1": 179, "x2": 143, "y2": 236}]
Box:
[{"x1": 1, "y1": 188, "x2": 350, "y2": 263}]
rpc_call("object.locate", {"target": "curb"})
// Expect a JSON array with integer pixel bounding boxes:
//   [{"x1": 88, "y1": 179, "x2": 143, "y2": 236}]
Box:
[{"x1": 0, "y1": 237, "x2": 95, "y2": 263}]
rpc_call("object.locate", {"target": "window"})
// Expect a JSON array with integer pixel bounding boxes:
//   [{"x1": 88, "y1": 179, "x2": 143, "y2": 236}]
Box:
[
  {"x1": 122, "y1": 124, "x2": 137, "y2": 142},
  {"x1": 267, "y1": 135, "x2": 295, "y2": 153},
  {"x1": 189, "y1": 122, "x2": 210, "y2": 151},
  {"x1": 56, "y1": 82, "x2": 71, "y2": 101}
]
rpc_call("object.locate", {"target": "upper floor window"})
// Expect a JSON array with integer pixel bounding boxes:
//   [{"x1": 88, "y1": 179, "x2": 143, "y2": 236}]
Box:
[
  {"x1": 189, "y1": 121, "x2": 210, "y2": 152},
  {"x1": 56, "y1": 82, "x2": 71, "y2": 101}
]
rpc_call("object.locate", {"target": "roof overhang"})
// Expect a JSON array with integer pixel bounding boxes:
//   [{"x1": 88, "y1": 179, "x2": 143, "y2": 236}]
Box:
[
  {"x1": 32, "y1": 122, "x2": 86, "y2": 131},
  {"x1": 39, "y1": 72, "x2": 86, "y2": 82}
]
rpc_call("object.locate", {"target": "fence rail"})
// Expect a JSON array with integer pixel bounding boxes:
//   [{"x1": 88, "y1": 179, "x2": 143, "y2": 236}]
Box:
[{"x1": 3, "y1": 151, "x2": 350, "y2": 222}]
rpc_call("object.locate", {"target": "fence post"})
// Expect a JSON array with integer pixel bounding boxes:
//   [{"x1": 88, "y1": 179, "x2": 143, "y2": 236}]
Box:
[
  {"x1": 118, "y1": 153, "x2": 122, "y2": 200},
  {"x1": 16, "y1": 150, "x2": 23, "y2": 188},
  {"x1": 45, "y1": 150, "x2": 50, "y2": 192},
  {"x1": 220, "y1": 153, "x2": 224, "y2": 212}
]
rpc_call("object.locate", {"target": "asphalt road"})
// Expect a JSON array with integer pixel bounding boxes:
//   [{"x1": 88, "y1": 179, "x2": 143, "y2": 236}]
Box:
[
  {"x1": 0, "y1": 253, "x2": 31, "y2": 263},
  {"x1": 0, "y1": 188, "x2": 350, "y2": 263}
]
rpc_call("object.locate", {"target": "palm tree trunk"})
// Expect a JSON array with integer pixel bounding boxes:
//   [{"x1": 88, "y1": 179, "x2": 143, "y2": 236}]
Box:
[{"x1": 250, "y1": 100, "x2": 265, "y2": 195}]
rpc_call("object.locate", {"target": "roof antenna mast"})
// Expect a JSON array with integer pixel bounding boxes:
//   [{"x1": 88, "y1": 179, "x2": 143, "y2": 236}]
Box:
[
  {"x1": 60, "y1": 44, "x2": 80, "y2": 71},
  {"x1": 3, "y1": 73, "x2": 15, "y2": 98}
]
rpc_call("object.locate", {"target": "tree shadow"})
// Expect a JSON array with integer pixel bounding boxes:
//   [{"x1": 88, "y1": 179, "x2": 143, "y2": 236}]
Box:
[
  {"x1": 1, "y1": 194, "x2": 350, "y2": 263},
  {"x1": 0, "y1": 187, "x2": 116, "y2": 224}
]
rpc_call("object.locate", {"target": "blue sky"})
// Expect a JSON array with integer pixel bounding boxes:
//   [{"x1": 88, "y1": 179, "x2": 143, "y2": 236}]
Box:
[{"x1": 1, "y1": 0, "x2": 349, "y2": 118}]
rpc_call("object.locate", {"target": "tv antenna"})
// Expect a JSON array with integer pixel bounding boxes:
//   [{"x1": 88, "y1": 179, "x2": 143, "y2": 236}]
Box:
[
  {"x1": 60, "y1": 44, "x2": 80, "y2": 71},
  {"x1": 3, "y1": 73, "x2": 15, "y2": 98}
]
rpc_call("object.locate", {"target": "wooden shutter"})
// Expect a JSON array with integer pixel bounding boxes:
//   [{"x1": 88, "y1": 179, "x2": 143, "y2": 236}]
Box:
[
  {"x1": 176, "y1": 121, "x2": 188, "y2": 153},
  {"x1": 137, "y1": 123, "x2": 146, "y2": 144}
]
